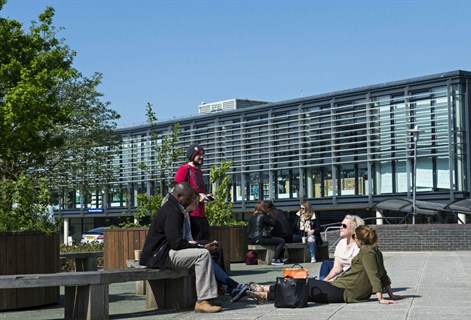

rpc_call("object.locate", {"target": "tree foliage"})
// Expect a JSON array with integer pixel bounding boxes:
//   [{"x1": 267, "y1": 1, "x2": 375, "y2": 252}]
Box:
[
  {"x1": 0, "y1": 4, "x2": 120, "y2": 231},
  {"x1": 47, "y1": 72, "x2": 121, "y2": 195},
  {"x1": 206, "y1": 160, "x2": 243, "y2": 226},
  {"x1": 140, "y1": 102, "x2": 183, "y2": 196},
  {"x1": 0, "y1": 173, "x2": 59, "y2": 233},
  {"x1": 0, "y1": 6, "x2": 76, "y2": 178}
]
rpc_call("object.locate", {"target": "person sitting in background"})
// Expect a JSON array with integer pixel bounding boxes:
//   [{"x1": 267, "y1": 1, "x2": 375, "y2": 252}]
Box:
[
  {"x1": 267, "y1": 201, "x2": 293, "y2": 243},
  {"x1": 248, "y1": 202, "x2": 285, "y2": 266},
  {"x1": 248, "y1": 225, "x2": 406, "y2": 304},
  {"x1": 292, "y1": 201, "x2": 323, "y2": 263},
  {"x1": 319, "y1": 214, "x2": 364, "y2": 281}
]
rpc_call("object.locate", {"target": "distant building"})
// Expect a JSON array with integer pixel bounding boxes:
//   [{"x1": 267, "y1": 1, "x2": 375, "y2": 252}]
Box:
[{"x1": 55, "y1": 70, "x2": 471, "y2": 242}]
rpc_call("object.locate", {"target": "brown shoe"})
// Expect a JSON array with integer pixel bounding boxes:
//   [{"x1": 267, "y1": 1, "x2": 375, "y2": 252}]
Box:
[
  {"x1": 194, "y1": 300, "x2": 222, "y2": 313},
  {"x1": 207, "y1": 298, "x2": 223, "y2": 306}
]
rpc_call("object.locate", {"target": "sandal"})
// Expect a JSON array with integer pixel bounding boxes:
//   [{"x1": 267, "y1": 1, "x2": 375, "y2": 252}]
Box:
[
  {"x1": 246, "y1": 290, "x2": 267, "y2": 304},
  {"x1": 249, "y1": 282, "x2": 264, "y2": 293}
]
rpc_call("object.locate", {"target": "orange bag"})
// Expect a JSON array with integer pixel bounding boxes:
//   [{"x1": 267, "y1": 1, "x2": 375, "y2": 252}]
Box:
[{"x1": 283, "y1": 263, "x2": 309, "y2": 279}]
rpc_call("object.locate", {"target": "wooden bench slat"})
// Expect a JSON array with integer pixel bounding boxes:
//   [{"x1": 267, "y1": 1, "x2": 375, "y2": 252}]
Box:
[
  {"x1": 60, "y1": 252, "x2": 103, "y2": 259},
  {"x1": 0, "y1": 273, "x2": 102, "y2": 288},
  {"x1": 0, "y1": 268, "x2": 190, "y2": 289},
  {"x1": 100, "y1": 268, "x2": 189, "y2": 284}
]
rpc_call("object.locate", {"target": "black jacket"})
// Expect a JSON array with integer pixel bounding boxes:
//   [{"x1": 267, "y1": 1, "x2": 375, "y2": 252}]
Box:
[
  {"x1": 292, "y1": 214, "x2": 324, "y2": 246},
  {"x1": 268, "y1": 209, "x2": 292, "y2": 239},
  {"x1": 139, "y1": 194, "x2": 199, "y2": 269},
  {"x1": 248, "y1": 213, "x2": 275, "y2": 239}
]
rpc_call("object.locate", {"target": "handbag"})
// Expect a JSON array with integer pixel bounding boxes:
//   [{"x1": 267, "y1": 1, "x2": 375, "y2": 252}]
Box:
[
  {"x1": 245, "y1": 250, "x2": 258, "y2": 265},
  {"x1": 274, "y1": 276, "x2": 309, "y2": 308},
  {"x1": 283, "y1": 263, "x2": 309, "y2": 279}
]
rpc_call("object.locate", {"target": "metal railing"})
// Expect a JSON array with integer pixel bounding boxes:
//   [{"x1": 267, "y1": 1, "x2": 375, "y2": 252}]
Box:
[{"x1": 320, "y1": 216, "x2": 407, "y2": 252}]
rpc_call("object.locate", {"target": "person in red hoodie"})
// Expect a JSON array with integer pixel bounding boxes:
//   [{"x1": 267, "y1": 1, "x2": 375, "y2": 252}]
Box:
[{"x1": 174, "y1": 144, "x2": 212, "y2": 241}]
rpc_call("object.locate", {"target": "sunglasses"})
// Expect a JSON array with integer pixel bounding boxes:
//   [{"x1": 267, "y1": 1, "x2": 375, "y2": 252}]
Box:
[
  {"x1": 300, "y1": 207, "x2": 305, "y2": 210},
  {"x1": 341, "y1": 223, "x2": 348, "y2": 229}
]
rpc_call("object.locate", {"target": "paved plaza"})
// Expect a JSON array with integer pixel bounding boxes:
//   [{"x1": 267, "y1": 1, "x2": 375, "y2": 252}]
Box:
[{"x1": 1, "y1": 251, "x2": 470, "y2": 320}]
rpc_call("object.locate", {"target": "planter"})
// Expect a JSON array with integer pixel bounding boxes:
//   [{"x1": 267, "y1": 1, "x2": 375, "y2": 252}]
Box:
[
  {"x1": 104, "y1": 228, "x2": 148, "y2": 270},
  {"x1": 104, "y1": 226, "x2": 248, "y2": 272},
  {"x1": 228, "y1": 225, "x2": 248, "y2": 263},
  {"x1": 0, "y1": 232, "x2": 60, "y2": 310}
]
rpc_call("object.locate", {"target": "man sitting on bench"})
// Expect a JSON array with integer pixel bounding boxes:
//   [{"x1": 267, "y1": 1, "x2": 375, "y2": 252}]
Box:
[{"x1": 140, "y1": 182, "x2": 222, "y2": 313}]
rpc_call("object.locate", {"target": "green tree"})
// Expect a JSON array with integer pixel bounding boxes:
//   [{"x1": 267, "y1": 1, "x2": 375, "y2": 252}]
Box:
[
  {"x1": 206, "y1": 160, "x2": 241, "y2": 226},
  {"x1": 0, "y1": 5, "x2": 76, "y2": 179},
  {"x1": 0, "y1": 3, "x2": 120, "y2": 230},
  {"x1": 0, "y1": 173, "x2": 59, "y2": 233},
  {"x1": 140, "y1": 102, "x2": 183, "y2": 196},
  {"x1": 46, "y1": 72, "x2": 121, "y2": 204}
]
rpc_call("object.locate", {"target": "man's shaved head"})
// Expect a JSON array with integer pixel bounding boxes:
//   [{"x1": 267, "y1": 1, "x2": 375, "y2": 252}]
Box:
[
  {"x1": 173, "y1": 182, "x2": 196, "y2": 197},
  {"x1": 172, "y1": 182, "x2": 198, "y2": 208}
]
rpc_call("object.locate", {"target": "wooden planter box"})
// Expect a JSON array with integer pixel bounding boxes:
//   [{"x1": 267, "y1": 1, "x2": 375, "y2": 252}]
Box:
[
  {"x1": 209, "y1": 225, "x2": 248, "y2": 271},
  {"x1": 0, "y1": 232, "x2": 60, "y2": 310},
  {"x1": 104, "y1": 226, "x2": 248, "y2": 273},
  {"x1": 221, "y1": 225, "x2": 248, "y2": 263},
  {"x1": 208, "y1": 226, "x2": 230, "y2": 272},
  {"x1": 104, "y1": 228, "x2": 148, "y2": 270}
]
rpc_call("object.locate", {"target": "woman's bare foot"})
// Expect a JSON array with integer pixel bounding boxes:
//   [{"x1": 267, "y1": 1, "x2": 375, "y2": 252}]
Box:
[{"x1": 249, "y1": 282, "x2": 269, "y2": 292}]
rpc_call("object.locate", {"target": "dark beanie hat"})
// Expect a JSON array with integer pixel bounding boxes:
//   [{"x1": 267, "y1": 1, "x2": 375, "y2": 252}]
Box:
[{"x1": 186, "y1": 144, "x2": 204, "y2": 161}]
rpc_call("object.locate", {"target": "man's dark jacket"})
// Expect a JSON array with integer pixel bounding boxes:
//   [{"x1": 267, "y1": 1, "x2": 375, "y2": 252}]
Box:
[{"x1": 139, "y1": 194, "x2": 199, "y2": 269}]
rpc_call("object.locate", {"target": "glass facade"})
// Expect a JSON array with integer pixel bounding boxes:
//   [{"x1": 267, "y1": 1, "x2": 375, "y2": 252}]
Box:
[{"x1": 53, "y1": 71, "x2": 471, "y2": 216}]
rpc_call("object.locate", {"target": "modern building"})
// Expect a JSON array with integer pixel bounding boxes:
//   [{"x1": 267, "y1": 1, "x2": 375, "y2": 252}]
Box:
[{"x1": 56, "y1": 70, "x2": 471, "y2": 242}]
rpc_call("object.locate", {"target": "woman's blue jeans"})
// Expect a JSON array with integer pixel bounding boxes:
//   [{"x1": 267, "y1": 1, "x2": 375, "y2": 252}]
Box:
[
  {"x1": 319, "y1": 259, "x2": 334, "y2": 280},
  {"x1": 293, "y1": 234, "x2": 316, "y2": 259},
  {"x1": 212, "y1": 258, "x2": 229, "y2": 284}
]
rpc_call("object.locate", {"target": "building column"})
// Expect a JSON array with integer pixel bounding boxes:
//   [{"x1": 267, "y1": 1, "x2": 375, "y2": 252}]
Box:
[
  {"x1": 458, "y1": 213, "x2": 466, "y2": 224},
  {"x1": 306, "y1": 168, "x2": 313, "y2": 199},
  {"x1": 63, "y1": 218, "x2": 70, "y2": 245},
  {"x1": 376, "y1": 210, "x2": 383, "y2": 225}
]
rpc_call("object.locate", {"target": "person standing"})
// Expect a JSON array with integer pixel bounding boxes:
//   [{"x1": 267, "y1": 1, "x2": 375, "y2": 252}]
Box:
[
  {"x1": 174, "y1": 144, "x2": 212, "y2": 241},
  {"x1": 139, "y1": 182, "x2": 221, "y2": 313}
]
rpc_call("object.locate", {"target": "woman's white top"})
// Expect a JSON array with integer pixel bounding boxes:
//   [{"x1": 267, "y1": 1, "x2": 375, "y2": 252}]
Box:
[{"x1": 334, "y1": 238, "x2": 360, "y2": 271}]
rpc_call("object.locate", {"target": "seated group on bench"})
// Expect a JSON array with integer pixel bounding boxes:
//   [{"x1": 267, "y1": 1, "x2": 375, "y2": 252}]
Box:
[
  {"x1": 247, "y1": 200, "x2": 324, "y2": 265},
  {"x1": 139, "y1": 182, "x2": 249, "y2": 314}
]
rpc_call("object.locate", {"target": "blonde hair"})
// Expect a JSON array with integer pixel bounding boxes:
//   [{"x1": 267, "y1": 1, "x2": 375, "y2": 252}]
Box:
[
  {"x1": 301, "y1": 201, "x2": 314, "y2": 218},
  {"x1": 344, "y1": 215, "x2": 364, "y2": 233},
  {"x1": 355, "y1": 225, "x2": 378, "y2": 246}
]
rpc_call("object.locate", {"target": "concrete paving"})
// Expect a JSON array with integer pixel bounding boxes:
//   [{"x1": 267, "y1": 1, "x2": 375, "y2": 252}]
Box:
[{"x1": 1, "y1": 251, "x2": 470, "y2": 320}]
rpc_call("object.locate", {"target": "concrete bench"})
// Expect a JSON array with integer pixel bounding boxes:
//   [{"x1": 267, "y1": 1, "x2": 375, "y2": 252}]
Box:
[
  {"x1": 0, "y1": 268, "x2": 195, "y2": 320},
  {"x1": 248, "y1": 242, "x2": 329, "y2": 264}
]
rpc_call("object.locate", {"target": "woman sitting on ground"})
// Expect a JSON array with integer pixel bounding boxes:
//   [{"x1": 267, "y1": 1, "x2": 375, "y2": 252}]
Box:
[
  {"x1": 248, "y1": 202, "x2": 286, "y2": 266},
  {"x1": 319, "y1": 215, "x2": 364, "y2": 281},
  {"x1": 249, "y1": 225, "x2": 406, "y2": 304}
]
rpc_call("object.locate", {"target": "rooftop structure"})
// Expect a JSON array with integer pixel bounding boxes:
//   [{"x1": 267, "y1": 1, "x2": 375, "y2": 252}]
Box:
[{"x1": 198, "y1": 98, "x2": 269, "y2": 114}]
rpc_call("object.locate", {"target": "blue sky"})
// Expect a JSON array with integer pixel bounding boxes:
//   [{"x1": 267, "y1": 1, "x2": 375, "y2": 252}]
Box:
[{"x1": 2, "y1": 0, "x2": 471, "y2": 127}]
